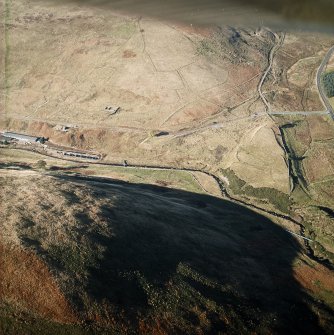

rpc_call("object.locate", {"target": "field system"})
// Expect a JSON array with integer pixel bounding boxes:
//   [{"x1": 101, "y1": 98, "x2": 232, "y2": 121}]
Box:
[{"x1": 1, "y1": 0, "x2": 334, "y2": 334}]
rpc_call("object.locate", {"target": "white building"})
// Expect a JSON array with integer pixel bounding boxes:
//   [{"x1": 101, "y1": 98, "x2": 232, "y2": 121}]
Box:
[{"x1": 2, "y1": 132, "x2": 46, "y2": 144}]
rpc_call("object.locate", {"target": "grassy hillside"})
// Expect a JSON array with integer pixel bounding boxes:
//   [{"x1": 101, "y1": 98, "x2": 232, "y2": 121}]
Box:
[{"x1": 1, "y1": 168, "x2": 334, "y2": 334}]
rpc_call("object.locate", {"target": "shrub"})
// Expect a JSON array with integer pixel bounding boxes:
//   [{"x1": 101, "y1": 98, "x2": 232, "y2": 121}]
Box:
[
  {"x1": 33, "y1": 160, "x2": 47, "y2": 170},
  {"x1": 221, "y1": 168, "x2": 291, "y2": 213}
]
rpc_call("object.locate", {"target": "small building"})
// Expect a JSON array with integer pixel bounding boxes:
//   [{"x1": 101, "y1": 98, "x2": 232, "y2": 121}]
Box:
[
  {"x1": 105, "y1": 106, "x2": 120, "y2": 115},
  {"x1": 58, "y1": 150, "x2": 100, "y2": 160},
  {"x1": 2, "y1": 132, "x2": 47, "y2": 144}
]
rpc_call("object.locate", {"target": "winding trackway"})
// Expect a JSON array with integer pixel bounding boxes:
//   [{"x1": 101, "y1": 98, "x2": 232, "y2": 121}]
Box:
[
  {"x1": 316, "y1": 45, "x2": 334, "y2": 120},
  {"x1": 257, "y1": 31, "x2": 284, "y2": 114}
]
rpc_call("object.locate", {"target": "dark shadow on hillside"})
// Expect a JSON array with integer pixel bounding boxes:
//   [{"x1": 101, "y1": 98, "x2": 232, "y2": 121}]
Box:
[
  {"x1": 50, "y1": 0, "x2": 334, "y2": 31},
  {"x1": 52, "y1": 174, "x2": 331, "y2": 334}
]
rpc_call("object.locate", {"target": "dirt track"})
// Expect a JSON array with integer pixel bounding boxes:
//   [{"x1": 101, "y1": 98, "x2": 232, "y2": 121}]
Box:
[{"x1": 257, "y1": 31, "x2": 284, "y2": 114}]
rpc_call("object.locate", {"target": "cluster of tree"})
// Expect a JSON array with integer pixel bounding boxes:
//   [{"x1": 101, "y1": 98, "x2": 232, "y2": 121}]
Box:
[{"x1": 322, "y1": 71, "x2": 334, "y2": 98}]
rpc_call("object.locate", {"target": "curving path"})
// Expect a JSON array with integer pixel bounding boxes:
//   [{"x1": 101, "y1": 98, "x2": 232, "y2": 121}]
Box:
[{"x1": 257, "y1": 31, "x2": 284, "y2": 114}]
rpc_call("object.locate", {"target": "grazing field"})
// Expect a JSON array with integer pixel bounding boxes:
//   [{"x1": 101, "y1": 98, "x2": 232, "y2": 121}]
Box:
[{"x1": 0, "y1": 147, "x2": 204, "y2": 194}]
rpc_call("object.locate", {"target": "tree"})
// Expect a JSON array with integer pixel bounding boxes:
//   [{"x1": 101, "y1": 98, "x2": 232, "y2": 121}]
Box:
[{"x1": 322, "y1": 72, "x2": 334, "y2": 98}]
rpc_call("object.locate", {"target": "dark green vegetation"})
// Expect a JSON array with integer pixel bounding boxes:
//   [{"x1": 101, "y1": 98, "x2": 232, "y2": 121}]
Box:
[
  {"x1": 1, "y1": 171, "x2": 333, "y2": 334},
  {"x1": 322, "y1": 72, "x2": 334, "y2": 98},
  {"x1": 196, "y1": 27, "x2": 273, "y2": 64},
  {"x1": 279, "y1": 123, "x2": 310, "y2": 200},
  {"x1": 221, "y1": 168, "x2": 291, "y2": 213},
  {"x1": 275, "y1": 118, "x2": 334, "y2": 265},
  {"x1": 0, "y1": 303, "x2": 91, "y2": 335}
]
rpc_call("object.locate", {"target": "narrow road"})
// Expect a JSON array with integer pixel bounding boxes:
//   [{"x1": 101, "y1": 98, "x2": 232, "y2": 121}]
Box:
[
  {"x1": 257, "y1": 32, "x2": 284, "y2": 114},
  {"x1": 269, "y1": 111, "x2": 329, "y2": 115},
  {"x1": 316, "y1": 45, "x2": 334, "y2": 120},
  {"x1": 171, "y1": 110, "x2": 330, "y2": 139}
]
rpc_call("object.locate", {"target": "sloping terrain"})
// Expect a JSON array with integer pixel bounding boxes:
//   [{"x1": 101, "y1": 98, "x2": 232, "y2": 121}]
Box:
[
  {"x1": 1, "y1": 0, "x2": 334, "y2": 333},
  {"x1": 1, "y1": 0, "x2": 333, "y2": 202},
  {"x1": 1, "y1": 0, "x2": 290, "y2": 193},
  {"x1": 0, "y1": 168, "x2": 334, "y2": 334}
]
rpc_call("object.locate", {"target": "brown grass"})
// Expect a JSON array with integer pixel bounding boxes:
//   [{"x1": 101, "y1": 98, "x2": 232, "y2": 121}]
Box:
[
  {"x1": 294, "y1": 263, "x2": 334, "y2": 292},
  {"x1": 307, "y1": 116, "x2": 334, "y2": 141},
  {"x1": 123, "y1": 50, "x2": 137, "y2": 58},
  {"x1": 0, "y1": 240, "x2": 77, "y2": 323},
  {"x1": 304, "y1": 146, "x2": 334, "y2": 183},
  {"x1": 293, "y1": 261, "x2": 334, "y2": 310}
]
